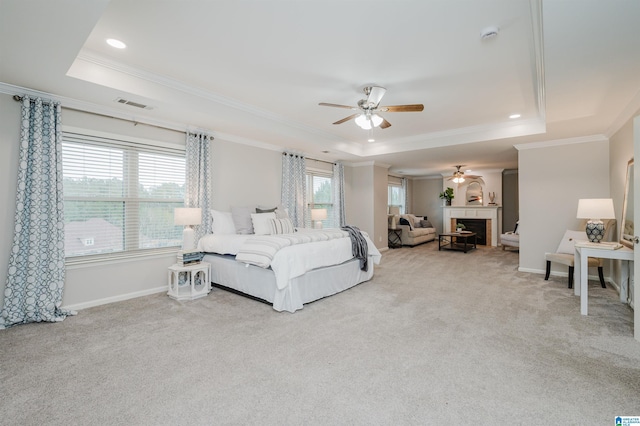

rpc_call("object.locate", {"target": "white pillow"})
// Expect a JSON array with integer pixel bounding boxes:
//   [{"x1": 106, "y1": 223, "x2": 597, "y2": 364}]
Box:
[
  {"x1": 210, "y1": 210, "x2": 236, "y2": 235},
  {"x1": 251, "y1": 212, "x2": 277, "y2": 235},
  {"x1": 556, "y1": 229, "x2": 588, "y2": 254}
]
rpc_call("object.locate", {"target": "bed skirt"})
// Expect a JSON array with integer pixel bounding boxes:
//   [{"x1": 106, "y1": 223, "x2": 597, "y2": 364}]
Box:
[{"x1": 202, "y1": 253, "x2": 375, "y2": 312}]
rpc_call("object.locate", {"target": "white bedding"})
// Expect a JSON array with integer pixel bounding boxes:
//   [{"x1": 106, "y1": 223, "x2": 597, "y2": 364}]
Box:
[{"x1": 197, "y1": 228, "x2": 382, "y2": 291}]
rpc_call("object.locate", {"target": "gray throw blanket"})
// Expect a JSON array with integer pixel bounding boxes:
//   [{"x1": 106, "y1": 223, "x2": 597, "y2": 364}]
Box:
[{"x1": 341, "y1": 225, "x2": 368, "y2": 271}]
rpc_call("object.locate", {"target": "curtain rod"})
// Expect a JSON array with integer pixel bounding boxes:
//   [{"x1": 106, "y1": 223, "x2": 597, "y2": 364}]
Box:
[
  {"x1": 282, "y1": 152, "x2": 335, "y2": 166},
  {"x1": 12, "y1": 95, "x2": 213, "y2": 140}
]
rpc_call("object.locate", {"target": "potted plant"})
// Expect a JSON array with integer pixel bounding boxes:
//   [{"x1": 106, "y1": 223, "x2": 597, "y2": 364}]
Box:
[
  {"x1": 455, "y1": 223, "x2": 466, "y2": 232},
  {"x1": 439, "y1": 187, "x2": 454, "y2": 206}
]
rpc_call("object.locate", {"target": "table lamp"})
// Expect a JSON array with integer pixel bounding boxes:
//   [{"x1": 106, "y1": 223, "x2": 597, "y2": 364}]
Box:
[
  {"x1": 174, "y1": 207, "x2": 202, "y2": 250},
  {"x1": 311, "y1": 208, "x2": 327, "y2": 229},
  {"x1": 576, "y1": 198, "x2": 615, "y2": 243}
]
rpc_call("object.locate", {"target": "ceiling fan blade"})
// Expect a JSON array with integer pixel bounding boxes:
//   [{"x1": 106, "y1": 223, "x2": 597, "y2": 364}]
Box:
[
  {"x1": 379, "y1": 118, "x2": 392, "y2": 129},
  {"x1": 319, "y1": 102, "x2": 356, "y2": 110},
  {"x1": 380, "y1": 104, "x2": 424, "y2": 112},
  {"x1": 333, "y1": 114, "x2": 358, "y2": 125},
  {"x1": 366, "y1": 86, "x2": 386, "y2": 107}
]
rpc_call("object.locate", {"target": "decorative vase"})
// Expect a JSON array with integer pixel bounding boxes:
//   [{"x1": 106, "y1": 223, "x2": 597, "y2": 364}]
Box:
[
  {"x1": 446, "y1": 199, "x2": 451, "y2": 206},
  {"x1": 585, "y1": 220, "x2": 605, "y2": 242}
]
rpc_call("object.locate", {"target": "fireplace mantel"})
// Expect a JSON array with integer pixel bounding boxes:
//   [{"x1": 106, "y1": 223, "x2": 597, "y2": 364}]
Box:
[{"x1": 443, "y1": 206, "x2": 502, "y2": 247}]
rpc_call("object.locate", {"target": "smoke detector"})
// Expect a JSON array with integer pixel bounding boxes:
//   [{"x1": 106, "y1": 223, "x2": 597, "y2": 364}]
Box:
[{"x1": 480, "y1": 26, "x2": 500, "y2": 40}]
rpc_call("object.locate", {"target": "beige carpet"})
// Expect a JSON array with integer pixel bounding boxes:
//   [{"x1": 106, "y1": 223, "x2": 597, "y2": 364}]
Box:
[{"x1": 1, "y1": 243, "x2": 639, "y2": 425}]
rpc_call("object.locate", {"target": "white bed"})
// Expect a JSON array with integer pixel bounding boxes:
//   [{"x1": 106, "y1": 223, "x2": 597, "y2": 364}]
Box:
[{"x1": 197, "y1": 228, "x2": 381, "y2": 312}]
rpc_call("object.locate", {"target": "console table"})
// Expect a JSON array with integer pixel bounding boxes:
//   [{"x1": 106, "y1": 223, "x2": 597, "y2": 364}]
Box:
[{"x1": 574, "y1": 243, "x2": 633, "y2": 316}]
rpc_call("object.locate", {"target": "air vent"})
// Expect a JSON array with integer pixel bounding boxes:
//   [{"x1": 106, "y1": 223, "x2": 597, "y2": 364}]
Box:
[{"x1": 115, "y1": 97, "x2": 153, "y2": 110}]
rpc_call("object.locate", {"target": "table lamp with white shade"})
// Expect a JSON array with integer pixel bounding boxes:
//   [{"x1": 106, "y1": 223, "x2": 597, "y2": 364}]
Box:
[
  {"x1": 311, "y1": 208, "x2": 327, "y2": 229},
  {"x1": 174, "y1": 207, "x2": 202, "y2": 250},
  {"x1": 576, "y1": 198, "x2": 615, "y2": 243}
]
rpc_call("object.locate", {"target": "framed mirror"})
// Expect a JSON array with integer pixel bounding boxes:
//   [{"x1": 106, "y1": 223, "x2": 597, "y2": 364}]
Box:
[
  {"x1": 466, "y1": 181, "x2": 483, "y2": 205},
  {"x1": 620, "y1": 158, "x2": 634, "y2": 248}
]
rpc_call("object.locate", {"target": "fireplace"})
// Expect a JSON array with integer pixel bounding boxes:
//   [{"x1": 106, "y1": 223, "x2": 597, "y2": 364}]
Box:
[
  {"x1": 443, "y1": 206, "x2": 501, "y2": 247},
  {"x1": 453, "y1": 218, "x2": 488, "y2": 245}
]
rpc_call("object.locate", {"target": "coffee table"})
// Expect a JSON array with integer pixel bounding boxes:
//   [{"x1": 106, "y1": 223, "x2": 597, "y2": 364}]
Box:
[{"x1": 438, "y1": 232, "x2": 477, "y2": 253}]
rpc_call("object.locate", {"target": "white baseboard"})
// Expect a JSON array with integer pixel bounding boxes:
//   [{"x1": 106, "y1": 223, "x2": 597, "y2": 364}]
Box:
[{"x1": 62, "y1": 286, "x2": 167, "y2": 311}]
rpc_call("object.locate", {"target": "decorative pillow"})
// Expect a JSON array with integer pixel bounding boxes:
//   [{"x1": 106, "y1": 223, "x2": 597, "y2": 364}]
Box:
[
  {"x1": 420, "y1": 219, "x2": 434, "y2": 229},
  {"x1": 270, "y1": 218, "x2": 295, "y2": 234},
  {"x1": 256, "y1": 207, "x2": 276, "y2": 213},
  {"x1": 556, "y1": 229, "x2": 588, "y2": 254},
  {"x1": 257, "y1": 205, "x2": 289, "y2": 219},
  {"x1": 251, "y1": 212, "x2": 277, "y2": 235},
  {"x1": 231, "y1": 206, "x2": 254, "y2": 234},
  {"x1": 210, "y1": 210, "x2": 236, "y2": 235},
  {"x1": 399, "y1": 217, "x2": 413, "y2": 230}
]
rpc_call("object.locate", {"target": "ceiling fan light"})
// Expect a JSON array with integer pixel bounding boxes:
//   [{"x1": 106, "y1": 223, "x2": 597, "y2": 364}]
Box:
[
  {"x1": 370, "y1": 114, "x2": 383, "y2": 127},
  {"x1": 355, "y1": 114, "x2": 372, "y2": 129}
]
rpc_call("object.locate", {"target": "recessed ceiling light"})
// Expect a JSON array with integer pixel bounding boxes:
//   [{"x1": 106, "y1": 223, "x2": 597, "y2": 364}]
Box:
[
  {"x1": 509, "y1": 113, "x2": 521, "y2": 119},
  {"x1": 106, "y1": 38, "x2": 126, "y2": 49},
  {"x1": 367, "y1": 138, "x2": 375, "y2": 143}
]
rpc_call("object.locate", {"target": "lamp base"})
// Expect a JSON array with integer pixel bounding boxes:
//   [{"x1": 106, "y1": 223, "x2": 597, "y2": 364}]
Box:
[
  {"x1": 182, "y1": 227, "x2": 196, "y2": 251},
  {"x1": 314, "y1": 221, "x2": 323, "y2": 229},
  {"x1": 585, "y1": 220, "x2": 605, "y2": 243}
]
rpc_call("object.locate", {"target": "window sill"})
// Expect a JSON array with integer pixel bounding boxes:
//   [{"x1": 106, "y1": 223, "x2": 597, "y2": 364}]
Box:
[{"x1": 65, "y1": 248, "x2": 180, "y2": 270}]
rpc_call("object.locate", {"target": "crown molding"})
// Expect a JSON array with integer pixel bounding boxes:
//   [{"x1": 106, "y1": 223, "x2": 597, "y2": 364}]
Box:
[{"x1": 514, "y1": 134, "x2": 608, "y2": 151}]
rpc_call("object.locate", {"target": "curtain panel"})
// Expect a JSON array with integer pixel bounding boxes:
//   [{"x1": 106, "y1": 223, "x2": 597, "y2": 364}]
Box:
[
  {"x1": 332, "y1": 162, "x2": 346, "y2": 227},
  {"x1": 281, "y1": 152, "x2": 307, "y2": 228},
  {"x1": 185, "y1": 132, "x2": 213, "y2": 244},
  {"x1": 1, "y1": 96, "x2": 73, "y2": 328}
]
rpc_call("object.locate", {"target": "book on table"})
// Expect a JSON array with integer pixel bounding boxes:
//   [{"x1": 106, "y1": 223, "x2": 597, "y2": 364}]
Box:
[{"x1": 575, "y1": 241, "x2": 623, "y2": 250}]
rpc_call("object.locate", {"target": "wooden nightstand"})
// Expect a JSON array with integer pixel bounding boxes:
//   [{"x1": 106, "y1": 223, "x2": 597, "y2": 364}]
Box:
[{"x1": 167, "y1": 262, "x2": 211, "y2": 301}]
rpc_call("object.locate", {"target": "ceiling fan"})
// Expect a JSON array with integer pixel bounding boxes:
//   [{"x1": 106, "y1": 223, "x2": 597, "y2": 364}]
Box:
[
  {"x1": 319, "y1": 86, "x2": 424, "y2": 130},
  {"x1": 446, "y1": 165, "x2": 484, "y2": 184}
]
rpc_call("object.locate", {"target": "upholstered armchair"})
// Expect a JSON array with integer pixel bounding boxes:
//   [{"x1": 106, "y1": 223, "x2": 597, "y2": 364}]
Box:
[{"x1": 500, "y1": 221, "x2": 519, "y2": 250}]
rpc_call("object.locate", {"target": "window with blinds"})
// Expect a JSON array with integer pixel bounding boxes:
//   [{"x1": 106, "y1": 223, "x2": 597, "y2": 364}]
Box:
[
  {"x1": 62, "y1": 131, "x2": 185, "y2": 261},
  {"x1": 388, "y1": 176, "x2": 405, "y2": 214},
  {"x1": 306, "y1": 170, "x2": 335, "y2": 228}
]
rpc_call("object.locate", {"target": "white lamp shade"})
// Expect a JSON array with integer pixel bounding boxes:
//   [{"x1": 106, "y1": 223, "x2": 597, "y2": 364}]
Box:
[
  {"x1": 576, "y1": 199, "x2": 615, "y2": 219},
  {"x1": 370, "y1": 114, "x2": 383, "y2": 127},
  {"x1": 311, "y1": 208, "x2": 328, "y2": 221},
  {"x1": 174, "y1": 207, "x2": 202, "y2": 226},
  {"x1": 355, "y1": 114, "x2": 372, "y2": 130}
]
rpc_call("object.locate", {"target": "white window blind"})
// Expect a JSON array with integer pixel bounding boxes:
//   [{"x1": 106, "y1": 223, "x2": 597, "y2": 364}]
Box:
[{"x1": 62, "y1": 131, "x2": 185, "y2": 261}]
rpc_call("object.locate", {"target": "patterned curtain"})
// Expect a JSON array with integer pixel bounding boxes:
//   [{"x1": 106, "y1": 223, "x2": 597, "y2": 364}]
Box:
[
  {"x1": 402, "y1": 177, "x2": 409, "y2": 214},
  {"x1": 185, "y1": 131, "x2": 213, "y2": 244},
  {"x1": 281, "y1": 152, "x2": 307, "y2": 227},
  {"x1": 332, "y1": 162, "x2": 346, "y2": 227},
  {"x1": 1, "y1": 96, "x2": 73, "y2": 328}
]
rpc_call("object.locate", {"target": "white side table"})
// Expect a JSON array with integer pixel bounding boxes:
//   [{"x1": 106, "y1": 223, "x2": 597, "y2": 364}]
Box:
[
  {"x1": 574, "y1": 242, "x2": 633, "y2": 315},
  {"x1": 167, "y1": 262, "x2": 211, "y2": 301}
]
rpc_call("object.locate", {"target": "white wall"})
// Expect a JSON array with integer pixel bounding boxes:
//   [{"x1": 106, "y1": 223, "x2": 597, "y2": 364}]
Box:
[
  {"x1": 518, "y1": 138, "x2": 610, "y2": 275},
  {"x1": 412, "y1": 177, "x2": 445, "y2": 234},
  {"x1": 348, "y1": 164, "x2": 375, "y2": 243},
  {"x1": 211, "y1": 139, "x2": 282, "y2": 211}
]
